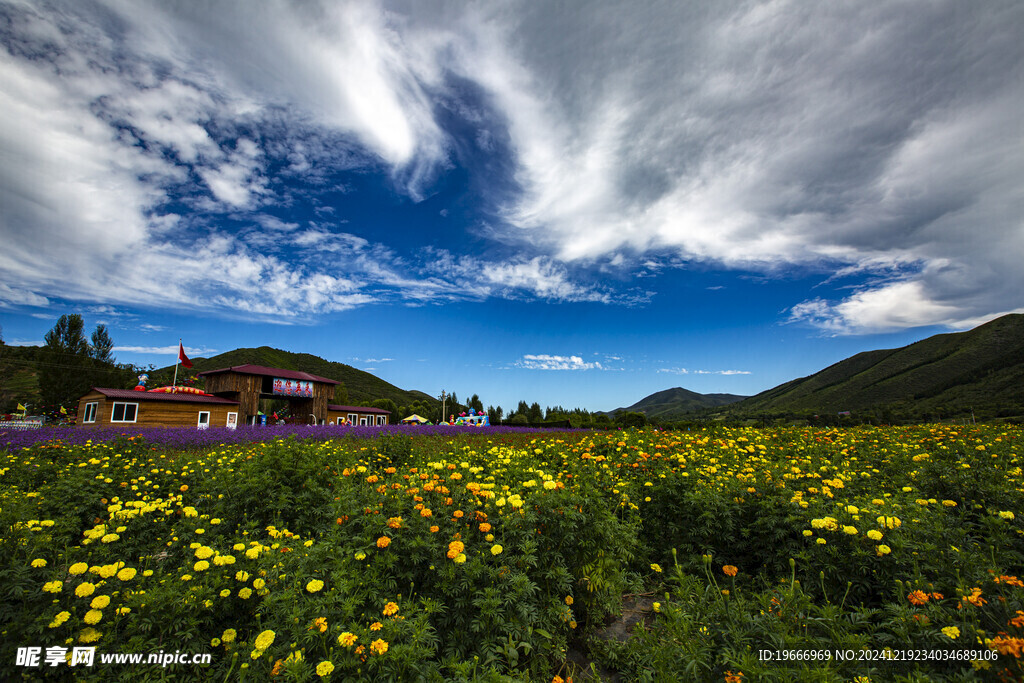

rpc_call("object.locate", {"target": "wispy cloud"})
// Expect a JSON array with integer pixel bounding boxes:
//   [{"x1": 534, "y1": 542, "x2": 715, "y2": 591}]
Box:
[
  {"x1": 515, "y1": 354, "x2": 603, "y2": 371},
  {"x1": 657, "y1": 367, "x2": 751, "y2": 376},
  {"x1": 113, "y1": 345, "x2": 218, "y2": 356}
]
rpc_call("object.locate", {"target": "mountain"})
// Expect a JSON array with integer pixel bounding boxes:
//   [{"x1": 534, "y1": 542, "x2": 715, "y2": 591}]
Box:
[
  {"x1": 156, "y1": 346, "x2": 436, "y2": 409},
  {"x1": 608, "y1": 386, "x2": 748, "y2": 420},
  {"x1": 727, "y1": 313, "x2": 1024, "y2": 420}
]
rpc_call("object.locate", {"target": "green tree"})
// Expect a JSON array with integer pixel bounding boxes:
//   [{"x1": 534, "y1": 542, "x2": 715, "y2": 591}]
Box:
[
  {"x1": 468, "y1": 393, "x2": 484, "y2": 413},
  {"x1": 487, "y1": 405, "x2": 503, "y2": 424},
  {"x1": 333, "y1": 383, "x2": 349, "y2": 406},
  {"x1": 38, "y1": 314, "x2": 93, "y2": 410},
  {"x1": 90, "y1": 324, "x2": 114, "y2": 363},
  {"x1": 528, "y1": 402, "x2": 543, "y2": 423},
  {"x1": 371, "y1": 398, "x2": 398, "y2": 417},
  {"x1": 615, "y1": 411, "x2": 648, "y2": 428}
]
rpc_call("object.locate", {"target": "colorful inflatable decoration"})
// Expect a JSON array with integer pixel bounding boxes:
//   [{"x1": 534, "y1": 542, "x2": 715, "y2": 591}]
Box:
[
  {"x1": 134, "y1": 373, "x2": 149, "y2": 392},
  {"x1": 454, "y1": 408, "x2": 490, "y2": 427}
]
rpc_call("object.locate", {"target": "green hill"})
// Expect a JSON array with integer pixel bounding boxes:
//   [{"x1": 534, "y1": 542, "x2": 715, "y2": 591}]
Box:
[
  {"x1": 727, "y1": 314, "x2": 1024, "y2": 421},
  {"x1": 157, "y1": 346, "x2": 436, "y2": 409},
  {"x1": 608, "y1": 386, "x2": 747, "y2": 420}
]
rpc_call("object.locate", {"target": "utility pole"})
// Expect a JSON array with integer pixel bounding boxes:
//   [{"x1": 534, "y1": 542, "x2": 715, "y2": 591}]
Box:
[{"x1": 438, "y1": 390, "x2": 447, "y2": 424}]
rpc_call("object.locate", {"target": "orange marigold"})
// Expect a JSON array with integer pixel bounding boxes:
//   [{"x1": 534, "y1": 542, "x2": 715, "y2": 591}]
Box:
[
  {"x1": 479, "y1": 522, "x2": 492, "y2": 533},
  {"x1": 991, "y1": 635, "x2": 1023, "y2": 658},
  {"x1": 907, "y1": 590, "x2": 930, "y2": 606},
  {"x1": 376, "y1": 536, "x2": 391, "y2": 548},
  {"x1": 723, "y1": 565, "x2": 738, "y2": 577}
]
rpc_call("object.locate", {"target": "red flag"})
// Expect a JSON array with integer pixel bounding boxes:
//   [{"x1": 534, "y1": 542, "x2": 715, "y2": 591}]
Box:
[{"x1": 178, "y1": 342, "x2": 193, "y2": 368}]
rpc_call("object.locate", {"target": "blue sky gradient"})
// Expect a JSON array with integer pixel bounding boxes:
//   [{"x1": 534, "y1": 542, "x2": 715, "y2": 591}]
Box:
[{"x1": 1, "y1": 1, "x2": 1021, "y2": 412}]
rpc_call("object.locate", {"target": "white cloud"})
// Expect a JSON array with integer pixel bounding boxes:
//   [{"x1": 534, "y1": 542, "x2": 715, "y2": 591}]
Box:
[
  {"x1": 516, "y1": 354, "x2": 602, "y2": 371},
  {"x1": 113, "y1": 345, "x2": 217, "y2": 356},
  {"x1": 657, "y1": 367, "x2": 751, "y2": 375}
]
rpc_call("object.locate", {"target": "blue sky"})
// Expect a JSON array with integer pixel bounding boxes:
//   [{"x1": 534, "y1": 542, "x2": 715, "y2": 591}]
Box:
[{"x1": 1, "y1": 0, "x2": 1022, "y2": 412}]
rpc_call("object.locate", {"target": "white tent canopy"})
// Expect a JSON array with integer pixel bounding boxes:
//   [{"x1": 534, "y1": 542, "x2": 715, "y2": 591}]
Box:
[{"x1": 401, "y1": 414, "x2": 428, "y2": 424}]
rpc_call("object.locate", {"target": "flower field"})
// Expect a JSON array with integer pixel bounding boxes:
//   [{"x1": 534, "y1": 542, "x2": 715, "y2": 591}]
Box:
[{"x1": 1, "y1": 425, "x2": 1022, "y2": 681}]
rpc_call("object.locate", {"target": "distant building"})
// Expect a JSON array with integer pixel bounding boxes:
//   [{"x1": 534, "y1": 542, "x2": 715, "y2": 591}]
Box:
[
  {"x1": 327, "y1": 404, "x2": 390, "y2": 426},
  {"x1": 76, "y1": 364, "x2": 390, "y2": 427}
]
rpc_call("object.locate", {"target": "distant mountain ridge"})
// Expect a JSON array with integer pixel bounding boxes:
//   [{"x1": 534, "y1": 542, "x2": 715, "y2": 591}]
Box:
[
  {"x1": 727, "y1": 313, "x2": 1024, "y2": 420},
  {"x1": 608, "y1": 386, "x2": 748, "y2": 420},
  {"x1": 162, "y1": 346, "x2": 435, "y2": 408}
]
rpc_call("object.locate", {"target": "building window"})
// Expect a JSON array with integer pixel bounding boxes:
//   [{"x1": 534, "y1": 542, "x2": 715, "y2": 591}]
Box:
[
  {"x1": 110, "y1": 403, "x2": 138, "y2": 423},
  {"x1": 348, "y1": 413, "x2": 358, "y2": 424},
  {"x1": 197, "y1": 411, "x2": 210, "y2": 429},
  {"x1": 359, "y1": 416, "x2": 369, "y2": 425},
  {"x1": 336, "y1": 417, "x2": 345, "y2": 425},
  {"x1": 376, "y1": 415, "x2": 386, "y2": 425},
  {"x1": 83, "y1": 402, "x2": 98, "y2": 423},
  {"x1": 226, "y1": 412, "x2": 237, "y2": 429}
]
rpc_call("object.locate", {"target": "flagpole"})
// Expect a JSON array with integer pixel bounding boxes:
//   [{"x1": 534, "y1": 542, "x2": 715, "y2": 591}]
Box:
[{"x1": 173, "y1": 338, "x2": 181, "y2": 387}]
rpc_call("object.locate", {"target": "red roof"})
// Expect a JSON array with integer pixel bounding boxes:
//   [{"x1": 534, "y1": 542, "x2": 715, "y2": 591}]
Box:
[
  {"x1": 197, "y1": 364, "x2": 338, "y2": 385},
  {"x1": 328, "y1": 404, "x2": 391, "y2": 414},
  {"x1": 86, "y1": 388, "x2": 239, "y2": 405}
]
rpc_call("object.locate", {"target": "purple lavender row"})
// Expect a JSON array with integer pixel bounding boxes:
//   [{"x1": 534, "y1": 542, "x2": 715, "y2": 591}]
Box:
[{"x1": 0, "y1": 424, "x2": 564, "y2": 450}]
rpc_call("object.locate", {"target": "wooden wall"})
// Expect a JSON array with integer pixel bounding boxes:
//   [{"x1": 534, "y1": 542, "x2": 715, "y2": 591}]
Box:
[
  {"x1": 204, "y1": 371, "x2": 334, "y2": 425},
  {"x1": 76, "y1": 393, "x2": 238, "y2": 428}
]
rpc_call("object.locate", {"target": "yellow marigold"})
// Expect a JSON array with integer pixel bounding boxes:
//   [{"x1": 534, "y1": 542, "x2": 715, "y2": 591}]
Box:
[
  {"x1": 222, "y1": 628, "x2": 237, "y2": 643},
  {"x1": 193, "y1": 560, "x2": 210, "y2": 572},
  {"x1": 253, "y1": 578, "x2": 266, "y2": 590},
  {"x1": 254, "y1": 629, "x2": 275, "y2": 651},
  {"x1": 43, "y1": 580, "x2": 63, "y2": 593},
  {"x1": 876, "y1": 544, "x2": 891, "y2": 556},
  {"x1": 78, "y1": 627, "x2": 102, "y2": 643},
  {"x1": 310, "y1": 617, "x2": 327, "y2": 632},
  {"x1": 867, "y1": 530, "x2": 883, "y2": 541},
  {"x1": 454, "y1": 553, "x2": 467, "y2": 564},
  {"x1": 337, "y1": 632, "x2": 358, "y2": 647},
  {"x1": 377, "y1": 536, "x2": 391, "y2": 548},
  {"x1": 48, "y1": 611, "x2": 70, "y2": 628},
  {"x1": 245, "y1": 547, "x2": 260, "y2": 559},
  {"x1": 116, "y1": 567, "x2": 137, "y2": 581},
  {"x1": 239, "y1": 587, "x2": 253, "y2": 599},
  {"x1": 75, "y1": 582, "x2": 96, "y2": 598},
  {"x1": 316, "y1": 661, "x2": 334, "y2": 677},
  {"x1": 306, "y1": 579, "x2": 324, "y2": 593},
  {"x1": 651, "y1": 563, "x2": 663, "y2": 573},
  {"x1": 84, "y1": 609, "x2": 103, "y2": 625},
  {"x1": 369, "y1": 638, "x2": 388, "y2": 655},
  {"x1": 235, "y1": 571, "x2": 250, "y2": 582},
  {"x1": 383, "y1": 602, "x2": 399, "y2": 617},
  {"x1": 31, "y1": 558, "x2": 46, "y2": 568},
  {"x1": 941, "y1": 626, "x2": 960, "y2": 639},
  {"x1": 194, "y1": 546, "x2": 214, "y2": 559},
  {"x1": 69, "y1": 562, "x2": 88, "y2": 576},
  {"x1": 565, "y1": 595, "x2": 573, "y2": 606},
  {"x1": 90, "y1": 595, "x2": 111, "y2": 609},
  {"x1": 490, "y1": 545, "x2": 503, "y2": 556},
  {"x1": 370, "y1": 621, "x2": 382, "y2": 631}
]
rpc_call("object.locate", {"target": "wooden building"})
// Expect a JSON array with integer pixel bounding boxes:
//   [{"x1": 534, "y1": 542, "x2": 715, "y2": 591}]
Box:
[
  {"x1": 76, "y1": 388, "x2": 239, "y2": 428},
  {"x1": 327, "y1": 404, "x2": 391, "y2": 426},
  {"x1": 198, "y1": 364, "x2": 339, "y2": 425}
]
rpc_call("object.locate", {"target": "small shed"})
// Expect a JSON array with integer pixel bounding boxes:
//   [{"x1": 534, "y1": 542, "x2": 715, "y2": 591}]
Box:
[
  {"x1": 76, "y1": 388, "x2": 240, "y2": 428},
  {"x1": 198, "y1": 364, "x2": 339, "y2": 425},
  {"x1": 327, "y1": 404, "x2": 391, "y2": 426}
]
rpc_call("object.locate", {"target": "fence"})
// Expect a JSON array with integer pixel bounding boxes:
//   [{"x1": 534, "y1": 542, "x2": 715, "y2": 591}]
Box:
[{"x1": 0, "y1": 420, "x2": 43, "y2": 431}]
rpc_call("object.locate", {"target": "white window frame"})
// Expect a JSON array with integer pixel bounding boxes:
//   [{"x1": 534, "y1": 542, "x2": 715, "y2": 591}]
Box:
[
  {"x1": 83, "y1": 402, "x2": 98, "y2": 424},
  {"x1": 226, "y1": 412, "x2": 237, "y2": 429},
  {"x1": 110, "y1": 402, "x2": 138, "y2": 423},
  {"x1": 359, "y1": 415, "x2": 369, "y2": 425},
  {"x1": 376, "y1": 415, "x2": 386, "y2": 425},
  {"x1": 347, "y1": 413, "x2": 358, "y2": 424},
  {"x1": 336, "y1": 417, "x2": 345, "y2": 425},
  {"x1": 197, "y1": 411, "x2": 210, "y2": 429}
]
